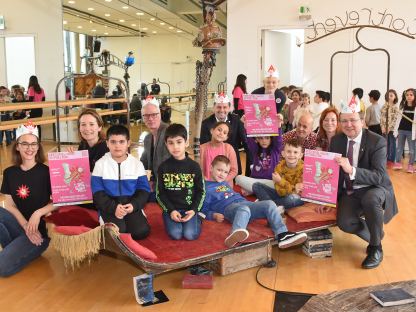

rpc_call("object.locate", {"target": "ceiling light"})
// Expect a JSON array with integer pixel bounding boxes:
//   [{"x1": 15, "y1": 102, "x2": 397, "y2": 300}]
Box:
[
  {"x1": 141, "y1": 27, "x2": 148, "y2": 30},
  {"x1": 104, "y1": 32, "x2": 109, "y2": 35},
  {"x1": 105, "y1": 13, "x2": 110, "y2": 17},
  {"x1": 131, "y1": 24, "x2": 136, "y2": 27},
  {"x1": 150, "y1": 17, "x2": 155, "y2": 21},
  {"x1": 104, "y1": 25, "x2": 108, "y2": 28},
  {"x1": 89, "y1": 20, "x2": 93, "y2": 24},
  {"x1": 63, "y1": 20, "x2": 68, "y2": 25},
  {"x1": 92, "y1": 29, "x2": 96, "y2": 32},
  {"x1": 68, "y1": 0, "x2": 75, "y2": 3},
  {"x1": 160, "y1": 22, "x2": 165, "y2": 25},
  {"x1": 176, "y1": 30, "x2": 183, "y2": 33},
  {"x1": 136, "y1": 12, "x2": 144, "y2": 16},
  {"x1": 119, "y1": 19, "x2": 125, "y2": 22},
  {"x1": 168, "y1": 26, "x2": 174, "y2": 29},
  {"x1": 122, "y1": 6, "x2": 129, "y2": 9},
  {"x1": 105, "y1": 0, "x2": 112, "y2": 2},
  {"x1": 152, "y1": 31, "x2": 157, "y2": 34},
  {"x1": 77, "y1": 26, "x2": 83, "y2": 29},
  {"x1": 87, "y1": 7, "x2": 94, "y2": 11}
]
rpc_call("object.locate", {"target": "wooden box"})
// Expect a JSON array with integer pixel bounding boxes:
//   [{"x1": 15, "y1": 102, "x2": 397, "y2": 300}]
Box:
[{"x1": 209, "y1": 242, "x2": 272, "y2": 275}]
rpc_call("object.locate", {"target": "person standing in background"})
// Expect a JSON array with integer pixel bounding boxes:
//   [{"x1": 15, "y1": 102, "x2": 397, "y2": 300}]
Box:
[
  {"x1": 232, "y1": 74, "x2": 247, "y2": 117},
  {"x1": 27, "y1": 76, "x2": 45, "y2": 140},
  {"x1": 365, "y1": 90, "x2": 382, "y2": 136}
]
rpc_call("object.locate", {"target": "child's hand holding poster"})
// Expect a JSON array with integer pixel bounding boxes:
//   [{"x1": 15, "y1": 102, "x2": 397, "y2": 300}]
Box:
[
  {"x1": 243, "y1": 94, "x2": 279, "y2": 136},
  {"x1": 48, "y1": 151, "x2": 92, "y2": 206},
  {"x1": 301, "y1": 149, "x2": 341, "y2": 207}
]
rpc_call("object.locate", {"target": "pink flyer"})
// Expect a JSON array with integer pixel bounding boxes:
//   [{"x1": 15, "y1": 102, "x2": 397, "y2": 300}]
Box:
[
  {"x1": 243, "y1": 94, "x2": 278, "y2": 136},
  {"x1": 48, "y1": 151, "x2": 92, "y2": 206},
  {"x1": 301, "y1": 149, "x2": 341, "y2": 207}
]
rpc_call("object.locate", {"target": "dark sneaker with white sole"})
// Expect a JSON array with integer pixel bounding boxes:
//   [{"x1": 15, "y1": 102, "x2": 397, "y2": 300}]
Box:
[
  {"x1": 277, "y1": 232, "x2": 307, "y2": 249},
  {"x1": 224, "y1": 229, "x2": 249, "y2": 248}
]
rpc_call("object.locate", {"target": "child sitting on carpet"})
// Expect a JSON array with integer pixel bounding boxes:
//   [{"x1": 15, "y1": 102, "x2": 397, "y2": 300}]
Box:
[
  {"x1": 252, "y1": 138, "x2": 304, "y2": 210},
  {"x1": 156, "y1": 124, "x2": 205, "y2": 240},
  {"x1": 91, "y1": 125, "x2": 151, "y2": 240},
  {"x1": 200, "y1": 155, "x2": 307, "y2": 248},
  {"x1": 200, "y1": 121, "x2": 238, "y2": 186}
]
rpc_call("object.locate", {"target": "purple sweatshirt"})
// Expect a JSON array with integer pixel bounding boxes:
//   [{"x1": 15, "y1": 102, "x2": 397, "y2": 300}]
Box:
[{"x1": 247, "y1": 128, "x2": 283, "y2": 180}]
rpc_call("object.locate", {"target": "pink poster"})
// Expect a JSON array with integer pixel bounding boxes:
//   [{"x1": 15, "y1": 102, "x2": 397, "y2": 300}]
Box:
[
  {"x1": 301, "y1": 149, "x2": 341, "y2": 207},
  {"x1": 48, "y1": 151, "x2": 92, "y2": 206},
  {"x1": 243, "y1": 94, "x2": 278, "y2": 136}
]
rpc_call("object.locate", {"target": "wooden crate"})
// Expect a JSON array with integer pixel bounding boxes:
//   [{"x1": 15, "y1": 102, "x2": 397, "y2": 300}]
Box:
[{"x1": 209, "y1": 242, "x2": 273, "y2": 276}]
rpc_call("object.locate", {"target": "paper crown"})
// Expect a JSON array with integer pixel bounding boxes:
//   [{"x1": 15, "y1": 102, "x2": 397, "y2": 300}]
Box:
[
  {"x1": 142, "y1": 96, "x2": 159, "y2": 108},
  {"x1": 214, "y1": 92, "x2": 230, "y2": 104},
  {"x1": 340, "y1": 95, "x2": 361, "y2": 114},
  {"x1": 16, "y1": 122, "x2": 39, "y2": 140},
  {"x1": 265, "y1": 65, "x2": 280, "y2": 78}
]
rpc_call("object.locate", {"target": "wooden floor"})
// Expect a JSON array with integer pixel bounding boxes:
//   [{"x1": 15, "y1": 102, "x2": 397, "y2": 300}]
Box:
[{"x1": 1, "y1": 114, "x2": 416, "y2": 311}]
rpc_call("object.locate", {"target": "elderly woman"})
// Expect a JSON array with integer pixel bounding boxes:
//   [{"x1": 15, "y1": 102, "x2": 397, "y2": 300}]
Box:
[
  {"x1": 316, "y1": 107, "x2": 340, "y2": 151},
  {"x1": 251, "y1": 65, "x2": 286, "y2": 113}
]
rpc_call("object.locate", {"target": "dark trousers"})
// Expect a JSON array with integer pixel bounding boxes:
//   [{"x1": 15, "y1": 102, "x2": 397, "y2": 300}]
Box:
[
  {"x1": 368, "y1": 124, "x2": 382, "y2": 136},
  {"x1": 101, "y1": 209, "x2": 150, "y2": 240},
  {"x1": 337, "y1": 187, "x2": 385, "y2": 246}
]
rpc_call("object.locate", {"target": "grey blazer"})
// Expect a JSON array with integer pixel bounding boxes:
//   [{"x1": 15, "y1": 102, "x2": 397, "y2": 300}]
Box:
[
  {"x1": 140, "y1": 122, "x2": 170, "y2": 178},
  {"x1": 329, "y1": 129, "x2": 398, "y2": 223}
]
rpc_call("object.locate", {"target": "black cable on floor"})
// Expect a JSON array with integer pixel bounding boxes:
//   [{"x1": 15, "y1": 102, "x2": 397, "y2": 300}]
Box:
[{"x1": 255, "y1": 261, "x2": 279, "y2": 292}]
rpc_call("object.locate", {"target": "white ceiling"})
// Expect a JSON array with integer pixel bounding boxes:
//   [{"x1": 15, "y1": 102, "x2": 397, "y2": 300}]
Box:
[{"x1": 62, "y1": 0, "x2": 226, "y2": 39}]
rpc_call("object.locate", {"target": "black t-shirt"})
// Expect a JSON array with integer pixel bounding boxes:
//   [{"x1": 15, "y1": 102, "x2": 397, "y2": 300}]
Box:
[
  {"x1": 1, "y1": 163, "x2": 51, "y2": 237},
  {"x1": 399, "y1": 105, "x2": 415, "y2": 131},
  {"x1": 78, "y1": 140, "x2": 109, "y2": 172}
]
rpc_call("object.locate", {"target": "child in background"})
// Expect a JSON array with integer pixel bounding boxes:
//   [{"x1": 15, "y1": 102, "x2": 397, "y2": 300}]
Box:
[
  {"x1": 293, "y1": 92, "x2": 311, "y2": 127},
  {"x1": 287, "y1": 89, "x2": 302, "y2": 131},
  {"x1": 310, "y1": 90, "x2": 329, "y2": 131},
  {"x1": 352, "y1": 88, "x2": 367, "y2": 119},
  {"x1": 393, "y1": 88, "x2": 416, "y2": 173},
  {"x1": 365, "y1": 90, "x2": 382, "y2": 136},
  {"x1": 252, "y1": 138, "x2": 304, "y2": 210},
  {"x1": 200, "y1": 121, "x2": 238, "y2": 185},
  {"x1": 235, "y1": 114, "x2": 283, "y2": 195},
  {"x1": 380, "y1": 89, "x2": 399, "y2": 167},
  {"x1": 156, "y1": 124, "x2": 205, "y2": 240},
  {"x1": 201, "y1": 155, "x2": 307, "y2": 248},
  {"x1": 92, "y1": 125, "x2": 151, "y2": 240}
]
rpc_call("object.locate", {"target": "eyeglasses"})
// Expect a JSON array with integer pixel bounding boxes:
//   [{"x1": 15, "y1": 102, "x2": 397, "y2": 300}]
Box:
[
  {"x1": 18, "y1": 142, "x2": 39, "y2": 149},
  {"x1": 340, "y1": 118, "x2": 361, "y2": 124},
  {"x1": 142, "y1": 113, "x2": 160, "y2": 120}
]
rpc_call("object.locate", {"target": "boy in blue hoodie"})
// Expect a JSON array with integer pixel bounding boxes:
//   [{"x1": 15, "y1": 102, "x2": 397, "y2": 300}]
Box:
[{"x1": 201, "y1": 155, "x2": 307, "y2": 248}]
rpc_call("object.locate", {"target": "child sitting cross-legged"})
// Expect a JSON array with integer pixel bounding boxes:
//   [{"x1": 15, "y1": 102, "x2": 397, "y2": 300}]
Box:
[
  {"x1": 200, "y1": 155, "x2": 307, "y2": 248},
  {"x1": 156, "y1": 124, "x2": 205, "y2": 240},
  {"x1": 252, "y1": 138, "x2": 305, "y2": 210},
  {"x1": 92, "y1": 125, "x2": 151, "y2": 240}
]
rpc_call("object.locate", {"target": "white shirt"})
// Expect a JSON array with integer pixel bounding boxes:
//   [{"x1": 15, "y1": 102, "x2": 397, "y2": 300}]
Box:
[
  {"x1": 311, "y1": 102, "x2": 329, "y2": 130},
  {"x1": 347, "y1": 130, "x2": 368, "y2": 189}
]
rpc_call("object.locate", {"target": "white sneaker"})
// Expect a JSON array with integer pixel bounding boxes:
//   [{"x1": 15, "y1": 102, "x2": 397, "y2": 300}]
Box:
[
  {"x1": 277, "y1": 232, "x2": 307, "y2": 249},
  {"x1": 224, "y1": 229, "x2": 249, "y2": 248}
]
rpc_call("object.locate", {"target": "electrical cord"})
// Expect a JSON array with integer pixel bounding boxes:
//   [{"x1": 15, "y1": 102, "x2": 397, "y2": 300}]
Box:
[{"x1": 255, "y1": 260, "x2": 279, "y2": 292}]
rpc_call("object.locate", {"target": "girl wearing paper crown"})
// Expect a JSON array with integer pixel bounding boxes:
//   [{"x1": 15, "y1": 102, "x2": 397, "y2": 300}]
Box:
[
  {"x1": 252, "y1": 65, "x2": 287, "y2": 114},
  {"x1": 0, "y1": 122, "x2": 54, "y2": 277}
]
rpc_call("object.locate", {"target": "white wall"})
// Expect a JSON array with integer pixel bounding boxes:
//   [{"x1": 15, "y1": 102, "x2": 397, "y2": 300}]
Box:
[
  {"x1": 99, "y1": 34, "x2": 227, "y2": 96},
  {"x1": 0, "y1": 0, "x2": 65, "y2": 100},
  {"x1": 228, "y1": 0, "x2": 416, "y2": 107}
]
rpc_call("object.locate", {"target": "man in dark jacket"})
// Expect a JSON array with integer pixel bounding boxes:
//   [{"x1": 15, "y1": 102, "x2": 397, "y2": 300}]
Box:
[{"x1": 200, "y1": 93, "x2": 251, "y2": 175}]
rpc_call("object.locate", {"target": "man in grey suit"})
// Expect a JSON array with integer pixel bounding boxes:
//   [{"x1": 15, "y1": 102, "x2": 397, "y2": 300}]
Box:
[
  {"x1": 140, "y1": 97, "x2": 170, "y2": 199},
  {"x1": 330, "y1": 98, "x2": 398, "y2": 269}
]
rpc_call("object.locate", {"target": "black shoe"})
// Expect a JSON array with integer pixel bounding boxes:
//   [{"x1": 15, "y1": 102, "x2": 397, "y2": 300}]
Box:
[
  {"x1": 277, "y1": 231, "x2": 307, "y2": 249},
  {"x1": 362, "y1": 247, "x2": 383, "y2": 269}
]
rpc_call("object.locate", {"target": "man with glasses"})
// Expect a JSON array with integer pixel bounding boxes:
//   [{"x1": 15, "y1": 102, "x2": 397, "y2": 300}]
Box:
[
  {"x1": 330, "y1": 98, "x2": 398, "y2": 269},
  {"x1": 140, "y1": 96, "x2": 170, "y2": 196},
  {"x1": 283, "y1": 110, "x2": 317, "y2": 150}
]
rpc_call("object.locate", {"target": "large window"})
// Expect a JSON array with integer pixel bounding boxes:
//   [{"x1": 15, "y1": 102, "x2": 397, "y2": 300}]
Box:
[{"x1": 4, "y1": 36, "x2": 36, "y2": 88}]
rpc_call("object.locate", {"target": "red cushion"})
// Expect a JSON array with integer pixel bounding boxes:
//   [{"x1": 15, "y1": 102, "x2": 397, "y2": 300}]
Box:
[
  {"x1": 45, "y1": 206, "x2": 99, "y2": 228},
  {"x1": 54, "y1": 225, "x2": 92, "y2": 235},
  {"x1": 119, "y1": 233, "x2": 158, "y2": 261},
  {"x1": 286, "y1": 202, "x2": 337, "y2": 223}
]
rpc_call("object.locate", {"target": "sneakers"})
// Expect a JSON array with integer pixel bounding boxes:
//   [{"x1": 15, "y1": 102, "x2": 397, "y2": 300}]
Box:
[
  {"x1": 407, "y1": 165, "x2": 414, "y2": 173},
  {"x1": 277, "y1": 232, "x2": 307, "y2": 249},
  {"x1": 386, "y1": 161, "x2": 394, "y2": 169},
  {"x1": 392, "y1": 162, "x2": 403, "y2": 170},
  {"x1": 224, "y1": 229, "x2": 249, "y2": 248}
]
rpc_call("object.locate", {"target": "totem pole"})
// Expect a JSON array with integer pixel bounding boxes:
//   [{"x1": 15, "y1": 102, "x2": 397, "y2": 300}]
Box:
[{"x1": 192, "y1": 0, "x2": 226, "y2": 157}]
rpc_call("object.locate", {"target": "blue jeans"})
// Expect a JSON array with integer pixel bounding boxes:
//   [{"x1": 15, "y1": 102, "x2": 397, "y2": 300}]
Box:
[
  {"x1": 386, "y1": 131, "x2": 396, "y2": 162},
  {"x1": 252, "y1": 183, "x2": 304, "y2": 209},
  {"x1": 396, "y1": 130, "x2": 415, "y2": 163},
  {"x1": 162, "y1": 210, "x2": 201, "y2": 240},
  {"x1": 0, "y1": 208, "x2": 50, "y2": 277},
  {"x1": 0, "y1": 131, "x2": 12, "y2": 145},
  {"x1": 224, "y1": 200, "x2": 287, "y2": 238}
]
